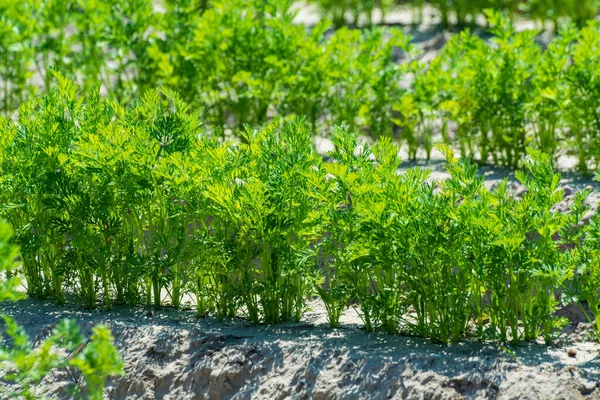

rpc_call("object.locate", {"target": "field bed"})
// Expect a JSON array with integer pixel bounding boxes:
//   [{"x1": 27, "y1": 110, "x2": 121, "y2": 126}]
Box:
[
  {"x1": 3, "y1": 154, "x2": 600, "y2": 399},
  {"x1": 2, "y1": 297, "x2": 600, "y2": 400}
]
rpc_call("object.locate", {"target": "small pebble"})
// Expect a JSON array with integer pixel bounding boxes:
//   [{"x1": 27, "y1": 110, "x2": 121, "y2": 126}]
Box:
[{"x1": 567, "y1": 348, "x2": 577, "y2": 358}]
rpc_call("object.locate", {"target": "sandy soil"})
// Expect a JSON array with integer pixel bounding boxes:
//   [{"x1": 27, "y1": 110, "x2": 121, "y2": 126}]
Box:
[{"x1": 2, "y1": 296, "x2": 600, "y2": 400}]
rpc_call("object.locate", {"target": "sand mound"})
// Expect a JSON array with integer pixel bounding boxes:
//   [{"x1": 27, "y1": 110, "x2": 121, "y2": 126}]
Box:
[{"x1": 2, "y1": 298, "x2": 600, "y2": 400}]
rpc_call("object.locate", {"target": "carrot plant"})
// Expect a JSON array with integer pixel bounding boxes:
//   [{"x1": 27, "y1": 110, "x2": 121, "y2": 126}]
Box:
[
  {"x1": 0, "y1": 223, "x2": 21, "y2": 302},
  {"x1": 562, "y1": 178, "x2": 600, "y2": 343},
  {"x1": 305, "y1": 127, "x2": 382, "y2": 329},
  {"x1": 120, "y1": 90, "x2": 203, "y2": 309},
  {"x1": 360, "y1": 28, "x2": 416, "y2": 139},
  {"x1": 309, "y1": 0, "x2": 600, "y2": 28},
  {"x1": 407, "y1": 145, "x2": 489, "y2": 343},
  {"x1": 486, "y1": 150, "x2": 570, "y2": 344},
  {"x1": 440, "y1": 11, "x2": 539, "y2": 167},
  {"x1": 4, "y1": 0, "x2": 600, "y2": 172},
  {"x1": 424, "y1": 0, "x2": 599, "y2": 28},
  {"x1": 423, "y1": 15, "x2": 600, "y2": 173},
  {"x1": 396, "y1": 54, "x2": 450, "y2": 160},
  {"x1": 205, "y1": 119, "x2": 321, "y2": 323},
  {"x1": 531, "y1": 0, "x2": 600, "y2": 29},
  {"x1": 559, "y1": 192, "x2": 600, "y2": 341},
  {"x1": 0, "y1": 1, "x2": 36, "y2": 115},
  {"x1": 189, "y1": 138, "x2": 243, "y2": 319},
  {"x1": 571, "y1": 226, "x2": 600, "y2": 342},
  {"x1": 0, "y1": 0, "x2": 416, "y2": 142},
  {"x1": 528, "y1": 24, "x2": 578, "y2": 162},
  {"x1": 308, "y1": 138, "x2": 578, "y2": 345},
  {"x1": 429, "y1": 0, "x2": 487, "y2": 27},
  {"x1": 355, "y1": 138, "x2": 427, "y2": 335},
  {"x1": 309, "y1": 0, "x2": 395, "y2": 27},
  {"x1": 0, "y1": 74, "x2": 84, "y2": 303}
]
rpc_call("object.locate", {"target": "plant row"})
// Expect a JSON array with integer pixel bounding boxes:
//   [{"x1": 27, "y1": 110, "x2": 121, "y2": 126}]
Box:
[
  {"x1": 5, "y1": 2, "x2": 600, "y2": 173},
  {"x1": 411, "y1": 14, "x2": 600, "y2": 173},
  {"x1": 3, "y1": 81, "x2": 600, "y2": 345},
  {"x1": 311, "y1": 0, "x2": 600, "y2": 28},
  {"x1": 0, "y1": 0, "x2": 414, "y2": 137}
]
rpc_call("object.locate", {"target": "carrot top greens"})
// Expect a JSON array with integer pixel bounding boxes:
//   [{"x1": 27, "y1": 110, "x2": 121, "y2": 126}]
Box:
[{"x1": 3, "y1": 78, "x2": 600, "y2": 345}]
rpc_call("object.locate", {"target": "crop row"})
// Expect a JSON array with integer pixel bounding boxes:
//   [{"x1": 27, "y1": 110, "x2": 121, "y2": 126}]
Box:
[
  {"x1": 411, "y1": 15, "x2": 600, "y2": 174},
  {"x1": 0, "y1": 0, "x2": 412, "y2": 136},
  {"x1": 3, "y1": 80, "x2": 600, "y2": 345},
  {"x1": 311, "y1": 0, "x2": 600, "y2": 28},
  {"x1": 4, "y1": 2, "x2": 600, "y2": 173}
]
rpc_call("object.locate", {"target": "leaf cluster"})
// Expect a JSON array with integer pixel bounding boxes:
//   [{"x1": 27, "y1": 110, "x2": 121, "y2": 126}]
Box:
[{"x1": 0, "y1": 0, "x2": 413, "y2": 139}]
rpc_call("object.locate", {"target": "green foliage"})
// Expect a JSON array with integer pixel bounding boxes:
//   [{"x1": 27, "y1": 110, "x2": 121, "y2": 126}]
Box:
[
  {"x1": 3, "y1": 76, "x2": 600, "y2": 346},
  {"x1": 416, "y1": 14, "x2": 600, "y2": 173},
  {"x1": 4, "y1": 1, "x2": 600, "y2": 175},
  {"x1": 0, "y1": 223, "x2": 22, "y2": 302},
  {"x1": 0, "y1": 80, "x2": 322, "y2": 324},
  {"x1": 0, "y1": 0, "x2": 158, "y2": 112},
  {"x1": 199, "y1": 119, "x2": 322, "y2": 323},
  {"x1": 69, "y1": 325, "x2": 124, "y2": 400},
  {"x1": 307, "y1": 137, "x2": 575, "y2": 344},
  {"x1": 172, "y1": 0, "x2": 414, "y2": 135},
  {"x1": 309, "y1": 0, "x2": 395, "y2": 27},
  {"x1": 485, "y1": 149, "x2": 570, "y2": 344},
  {"x1": 0, "y1": 0, "x2": 414, "y2": 139},
  {"x1": 563, "y1": 24, "x2": 600, "y2": 175},
  {"x1": 5, "y1": 0, "x2": 600, "y2": 383},
  {"x1": 563, "y1": 174, "x2": 600, "y2": 343},
  {"x1": 430, "y1": 12, "x2": 541, "y2": 168},
  {"x1": 1, "y1": 318, "x2": 124, "y2": 400},
  {"x1": 529, "y1": 0, "x2": 600, "y2": 29}
]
